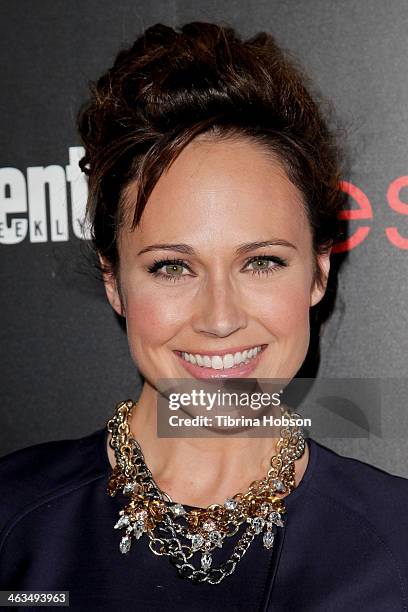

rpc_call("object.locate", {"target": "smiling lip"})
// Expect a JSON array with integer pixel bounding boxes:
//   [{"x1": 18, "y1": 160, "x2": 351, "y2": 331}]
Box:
[{"x1": 173, "y1": 345, "x2": 268, "y2": 379}]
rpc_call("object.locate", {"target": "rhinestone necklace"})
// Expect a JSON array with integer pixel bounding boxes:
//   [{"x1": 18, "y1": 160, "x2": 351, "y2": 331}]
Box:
[{"x1": 106, "y1": 399, "x2": 306, "y2": 584}]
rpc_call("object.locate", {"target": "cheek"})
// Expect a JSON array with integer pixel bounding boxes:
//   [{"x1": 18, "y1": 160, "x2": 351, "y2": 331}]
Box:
[
  {"x1": 124, "y1": 285, "x2": 187, "y2": 346},
  {"x1": 254, "y1": 278, "x2": 311, "y2": 336}
]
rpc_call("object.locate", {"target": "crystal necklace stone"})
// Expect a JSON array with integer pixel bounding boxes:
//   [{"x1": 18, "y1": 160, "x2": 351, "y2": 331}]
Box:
[
  {"x1": 201, "y1": 551, "x2": 212, "y2": 571},
  {"x1": 271, "y1": 478, "x2": 285, "y2": 492},
  {"x1": 202, "y1": 520, "x2": 216, "y2": 532},
  {"x1": 263, "y1": 530, "x2": 275, "y2": 549},
  {"x1": 191, "y1": 533, "x2": 205, "y2": 551},
  {"x1": 252, "y1": 516, "x2": 265, "y2": 534},
  {"x1": 119, "y1": 534, "x2": 131, "y2": 554},
  {"x1": 123, "y1": 481, "x2": 137, "y2": 495},
  {"x1": 269, "y1": 511, "x2": 284, "y2": 527},
  {"x1": 171, "y1": 503, "x2": 186, "y2": 517},
  {"x1": 133, "y1": 523, "x2": 145, "y2": 539},
  {"x1": 224, "y1": 498, "x2": 237, "y2": 510},
  {"x1": 209, "y1": 530, "x2": 223, "y2": 547},
  {"x1": 114, "y1": 514, "x2": 130, "y2": 529}
]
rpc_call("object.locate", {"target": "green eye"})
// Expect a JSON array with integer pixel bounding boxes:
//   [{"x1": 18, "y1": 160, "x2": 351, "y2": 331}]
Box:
[
  {"x1": 250, "y1": 259, "x2": 270, "y2": 269},
  {"x1": 165, "y1": 264, "x2": 184, "y2": 275},
  {"x1": 147, "y1": 258, "x2": 191, "y2": 283},
  {"x1": 245, "y1": 255, "x2": 286, "y2": 277}
]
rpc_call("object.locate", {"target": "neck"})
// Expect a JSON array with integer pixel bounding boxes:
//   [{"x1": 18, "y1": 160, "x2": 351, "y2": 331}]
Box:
[{"x1": 107, "y1": 382, "x2": 309, "y2": 508}]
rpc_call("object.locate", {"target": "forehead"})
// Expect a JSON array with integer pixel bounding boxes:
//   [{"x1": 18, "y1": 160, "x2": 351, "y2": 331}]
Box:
[{"x1": 121, "y1": 136, "x2": 311, "y2": 249}]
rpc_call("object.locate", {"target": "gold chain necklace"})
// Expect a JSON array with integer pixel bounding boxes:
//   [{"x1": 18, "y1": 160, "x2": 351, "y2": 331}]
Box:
[{"x1": 106, "y1": 399, "x2": 306, "y2": 584}]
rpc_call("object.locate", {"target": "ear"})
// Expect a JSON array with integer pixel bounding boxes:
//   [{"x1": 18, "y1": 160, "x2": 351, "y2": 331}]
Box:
[
  {"x1": 98, "y1": 254, "x2": 125, "y2": 317},
  {"x1": 310, "y1": 248, "x2": 331, "y2": 307}
]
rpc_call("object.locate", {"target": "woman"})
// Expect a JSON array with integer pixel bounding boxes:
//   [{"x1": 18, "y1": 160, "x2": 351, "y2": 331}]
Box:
[{"x1": 1, "y1": 21, "x2": 408, "y2": 612}]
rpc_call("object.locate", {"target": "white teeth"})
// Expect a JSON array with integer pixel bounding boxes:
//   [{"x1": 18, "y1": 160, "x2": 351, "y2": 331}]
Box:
[
  {"x1": 211, "y1": 355, "x2": 223, "y2": 369},
  {"x1": 203, "y1": 355, "x2": 212, "y2": 367},
  {"x1": 223, "y1": 354, "x2": 235, "y2": 368},
  {"x1": 234, "y1": 351, "x2": 243, "y2": 366},
  {"x1": 180, "y1": 346, "x2": 263, "y2": 370}
]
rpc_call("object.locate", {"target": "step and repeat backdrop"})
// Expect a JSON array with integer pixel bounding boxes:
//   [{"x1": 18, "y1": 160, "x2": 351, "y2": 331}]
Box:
[{"x1": 1, "y1": 1, "x2": 408, "y2": 474}]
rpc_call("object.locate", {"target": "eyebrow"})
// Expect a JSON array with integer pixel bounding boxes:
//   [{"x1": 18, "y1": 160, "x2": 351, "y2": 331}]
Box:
[{"x1": 137, "y1": 239, "x2": 297, "y2": 256}]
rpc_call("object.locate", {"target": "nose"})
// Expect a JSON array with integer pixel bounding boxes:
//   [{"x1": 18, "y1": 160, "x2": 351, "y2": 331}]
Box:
[{"x1": 192, "y1": 273, "x2": 248, "y2": 338}]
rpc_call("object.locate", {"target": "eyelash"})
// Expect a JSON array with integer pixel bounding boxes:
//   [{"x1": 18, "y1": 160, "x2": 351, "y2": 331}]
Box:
[{"x1": 146, "y1": 255, "x2": 287, "y2": 282}]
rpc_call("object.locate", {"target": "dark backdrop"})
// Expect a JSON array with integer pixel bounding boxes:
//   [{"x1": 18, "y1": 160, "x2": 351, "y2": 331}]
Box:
[{"x1": 1, "y1": 1, "x2": 408, "y2": 475}]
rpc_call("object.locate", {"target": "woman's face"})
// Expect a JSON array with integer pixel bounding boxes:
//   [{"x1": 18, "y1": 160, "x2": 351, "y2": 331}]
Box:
[{"x1": 103, "y1": 136, "x2": 330, "y2": 384}]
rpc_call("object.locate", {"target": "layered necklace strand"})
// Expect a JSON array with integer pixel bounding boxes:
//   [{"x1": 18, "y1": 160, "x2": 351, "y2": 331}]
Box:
[{"x1": 106, "y1": 399, "x2": 306, "y2": 584}]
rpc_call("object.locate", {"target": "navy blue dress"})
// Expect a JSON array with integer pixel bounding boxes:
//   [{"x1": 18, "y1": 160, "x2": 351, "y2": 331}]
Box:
[{"x1": 1, "y1": 426, "x2": 408, "y2": 611}]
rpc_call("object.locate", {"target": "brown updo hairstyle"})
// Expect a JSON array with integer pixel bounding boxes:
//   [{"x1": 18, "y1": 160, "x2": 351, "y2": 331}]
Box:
[{"x1": 77, "y1": 21, "x2": 347, "y2": 371}]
